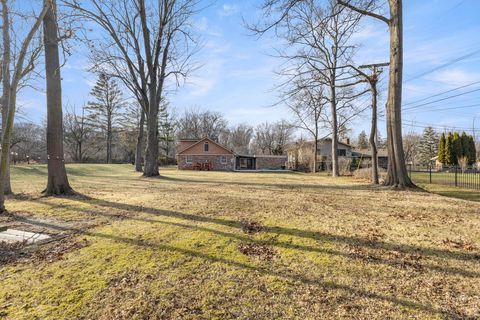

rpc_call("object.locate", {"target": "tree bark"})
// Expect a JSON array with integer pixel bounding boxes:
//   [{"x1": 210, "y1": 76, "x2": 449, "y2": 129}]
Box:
[
  {"x1": 107, "y1": 111, "x2": 112, "y2": 163},
  {"x1": 143, "y1": 100, "x2": 159, "y2": 176},
  {"x1": 370, "y1": 83, "x2": 379, "y2": 184},
  {"x1": 384, "y1": 0, "x2": 414, "y2": 188},
  {"x1": 135, "y1": 109, "x2": 144, "y2": 172},
  {"x1": 1, "y1": 0, "x2": 12, "y2": 195},
  {"x1": 43, "y1": 0, "x2": 73, "y2": 196},
  {"x1": 330, "y1": 45, "x2": 339, "y2": 177},
  {"x1": 313, "y1": 127, "x2": 318, "y2": 173}
]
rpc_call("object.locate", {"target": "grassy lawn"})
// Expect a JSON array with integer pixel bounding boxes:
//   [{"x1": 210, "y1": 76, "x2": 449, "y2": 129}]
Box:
[
  {"x1": 1, "y1": 164, "x2": 479, "y2": 319},
  {"x1": 410, "y1": 171, "x2": 480, "y2": 190}
]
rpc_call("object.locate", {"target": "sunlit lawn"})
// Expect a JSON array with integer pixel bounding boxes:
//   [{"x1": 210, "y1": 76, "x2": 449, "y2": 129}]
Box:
[{"x1": 0, "y1": 164, "x2": 479, "y2": 319}]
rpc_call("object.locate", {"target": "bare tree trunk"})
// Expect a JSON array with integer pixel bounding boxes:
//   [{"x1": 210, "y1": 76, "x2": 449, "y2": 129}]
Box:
[
  {"x1": 330, "y1": 45, "x2": 339, "y2": 177},
  {"x1": 1, "y1": 1, "x2": 12, "y2": 195},
  {"x1": 384, "y1": 0, "x2": 413, "y2": 188},
  {"x1": 1, "y1": 0, "x2": 48, "y2": 211},
  {"x1": 338, "y1": 0, "x2": 414, "y2": 189},
  {"x1": 106, "y1": 113, "x2": 112, "y2": 163},
  {"x1": 370, "y1": 84, "x2": 379, "y2": 184},
  {"x1": 313, "y1": 127, "x2": 318, "y2": 173},
  {"x1": 0, "y1": 88, "x2": 16, "y2": 211},
  {"x1": 144, "y1": 95, "x2": 159, "y2": 177},
  {"x1": 43, "y1": 0, "x2": 73, "y2": 195},
  {"x1": 135, "y1": 109, "x2": 144, "y2": 172},
  {"x1": 330, "y1": 85, "x2": 339, "y2": 177}
]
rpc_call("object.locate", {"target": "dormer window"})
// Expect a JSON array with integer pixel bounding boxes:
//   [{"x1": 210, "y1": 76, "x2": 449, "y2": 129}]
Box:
[{"x1": 204, "y1": 142, "x2": 209, "y2": 152}]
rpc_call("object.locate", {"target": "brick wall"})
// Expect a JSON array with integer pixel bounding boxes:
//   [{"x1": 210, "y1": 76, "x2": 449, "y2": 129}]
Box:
[
  {"x1": 178, "y1": 154, "x2": 235, "y2": 171},
  {"x1": 256, "y1": 156, "x2": 287, "y2": 170}
]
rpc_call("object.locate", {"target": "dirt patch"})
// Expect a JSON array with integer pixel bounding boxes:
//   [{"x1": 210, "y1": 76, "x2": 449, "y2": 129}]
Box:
[
  {"x1": 0, "y1": 236, "x2": 89, "y2": 266},
  {"x1": 240, "y1": 219, "x2": 264, "y2": 234},
  {"x1": 442, "y1": 238, "x2": 478, "y2": 251},
  {"x1": 237, "y1": 242, "x2": 276, "y2": 261},
  {"x1": 82, "y1": 271, "x2": 162, "y2": 320}
]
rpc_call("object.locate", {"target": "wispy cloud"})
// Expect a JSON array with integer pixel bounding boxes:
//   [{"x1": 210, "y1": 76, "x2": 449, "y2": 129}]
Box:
[{"x1": 218, "y1": 4, "x2": 238, "y2": 17}]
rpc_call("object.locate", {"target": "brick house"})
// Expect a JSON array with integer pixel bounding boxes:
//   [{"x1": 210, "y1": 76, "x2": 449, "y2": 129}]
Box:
[{"x1": 177, "y1": 137, "x2": 287, "y2": 171}]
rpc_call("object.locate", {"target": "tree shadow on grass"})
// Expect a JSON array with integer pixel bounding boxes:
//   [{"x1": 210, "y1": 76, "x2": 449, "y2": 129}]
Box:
[
  {"x1": 419, "y1": 184, "x2": 480, "y2": 203},
  {"x1": 31, "y1": 196, "x2": 480, "y2": 278},
  {"x1": 9, "y1": 212, "x2": 470, "y2": 319},
  {"x1": 158, "y1": 175, "x2": 383, "y2": 192},
  {"x1": 69, "y1": 195, "x2": 479, "y2": 261}
]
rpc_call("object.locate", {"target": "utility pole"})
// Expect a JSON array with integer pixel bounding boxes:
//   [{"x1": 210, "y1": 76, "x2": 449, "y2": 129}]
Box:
[{"x1": 351, "y1": 62, "x2": 389, "y2": 184}]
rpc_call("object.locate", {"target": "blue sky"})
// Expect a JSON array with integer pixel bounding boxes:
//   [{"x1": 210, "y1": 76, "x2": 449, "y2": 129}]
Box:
[{"x1": 19, "y1": 0, "x2": 480, "y2": 139}]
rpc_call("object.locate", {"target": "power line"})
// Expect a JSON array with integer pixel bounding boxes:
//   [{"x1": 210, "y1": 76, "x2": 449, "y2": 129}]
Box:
[
  {"x1": 404, "y1": 47, "x2": 480, "y2": 83},
  {"x1": 403, "y1": 103, "x2": 480, "y2": 114},
  {"x1": 403, "y1": 80, "x2": 480, "y2": 106},
  {"x1": 402, "y1": 120, "x2": 475, "y2": 133},
  {"x1": 403, "y1": 87, "x2": 480, "y2": 111}
]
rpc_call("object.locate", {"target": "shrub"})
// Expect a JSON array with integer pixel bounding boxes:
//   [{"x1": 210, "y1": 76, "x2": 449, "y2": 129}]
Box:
[
  {"x1": 353, "y1": 167, "x2": 387, "y2": 183},
  {"x1": 339, "y1": 158, "x2": 352, "y2": 176},
  {"x1": 458, "y1": 156, "x2": 468, "y2": 173}
]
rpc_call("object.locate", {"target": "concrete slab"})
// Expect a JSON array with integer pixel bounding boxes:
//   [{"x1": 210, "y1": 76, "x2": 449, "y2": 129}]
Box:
[{"x1": 0, "y1": 229, "x2": 51, "y2": 244}]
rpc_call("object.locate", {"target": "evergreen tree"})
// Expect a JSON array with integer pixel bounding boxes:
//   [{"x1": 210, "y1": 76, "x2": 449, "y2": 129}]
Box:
[
  {"x1": 357, "y1": 130, "x2": 368, "y2": 149},
  {"x1": 159, "y1": 105, "x2": 176, "y2": 165},
  {"x1": 460, "y1": 132, "x2": 469, "y2": 158},
  {"x1": 467, "y1": 135, "x2": 477, "y2": 164},
  {"x1": 438, "y1": 132, "x2": 446, "y2": 164},
  {"x1": 452, "y1": 132, "x2": 462, "y2": 165},
  {"x1": 445, "y1": 132, "x2": 454, "y2": 165},
  {"x1": 87, "y1": 73, "x2": 125, "y2": 163},
  {"x1": 418, "y1": 127, "x2": 438, "y2": 164}
]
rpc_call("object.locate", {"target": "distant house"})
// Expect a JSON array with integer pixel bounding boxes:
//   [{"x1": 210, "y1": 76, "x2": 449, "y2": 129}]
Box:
[
  {"x1": 352, "y1": 148, "x2": 389, "y2": 169},
  {"x1": 177, "y1": 137, "x2": 287, "y2": 171},
  {"x1": 287, "y1": 138, "x2": 389, "y2": 171},
  {"x1": 287, "y1": 138, "x2": 353, "y2": 171}
]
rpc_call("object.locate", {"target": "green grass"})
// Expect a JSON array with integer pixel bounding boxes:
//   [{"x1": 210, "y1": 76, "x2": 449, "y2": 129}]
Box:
[{"x1": 1, "y1": 164, "x2": 479, "y2": 319}]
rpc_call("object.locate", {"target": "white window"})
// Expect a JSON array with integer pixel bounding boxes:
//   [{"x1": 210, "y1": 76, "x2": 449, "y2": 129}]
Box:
[
  {"x1": 220, "y1": 155, "x2": 227, "y2": 164},
  {"x1": 186, "y1": 155, "x2": 193, "y2": 164},
  {"x1": 204, "y1": 142, "x2": 209, "y2": 152}
]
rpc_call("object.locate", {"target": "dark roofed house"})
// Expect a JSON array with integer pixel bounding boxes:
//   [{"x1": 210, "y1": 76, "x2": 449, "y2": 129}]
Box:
[
  {"x1": 287, "y1": 138, "x2": 353, "y2": 171},
  {"x1": 177, "y1": 137, "x2": 287, "y2": 171},
  {"x1": 352, "y1": 148, "x2": 389, "y2": 169}
]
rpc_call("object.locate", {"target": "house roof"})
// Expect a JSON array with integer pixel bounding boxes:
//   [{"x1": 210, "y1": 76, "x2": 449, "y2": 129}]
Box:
[
  {"x1": 177, "y1": 137, "x2": 235, "y2": 155},
  {"x1": 352, "y1": 148, "x2": 389, "y2": 158},
  {"x1": 287, "y1": 138, "x2": 352, "y2": 150}
]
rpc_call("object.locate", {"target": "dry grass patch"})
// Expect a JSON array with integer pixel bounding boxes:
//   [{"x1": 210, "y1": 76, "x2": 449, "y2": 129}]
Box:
[{"x1": 0, "y1": 164, "x2": 478, "y2": 319}]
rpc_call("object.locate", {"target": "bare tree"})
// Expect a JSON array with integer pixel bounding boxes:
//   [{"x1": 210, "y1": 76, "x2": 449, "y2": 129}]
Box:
[
  {"x1": 285, "y1": 82, "x2": 327, "y2": 172},
  {"x1": 1, "y1": 1, "x2": 47, "y2": 195},
  {"x1": 0, "y1": 1, "x2": 49, "y2": 212},
  {"x1": 339, "y1": 0, "x2": 414, "y2": 188},
  {"x1": 64, "y1": 105, "x2": 99, "y2": 162},
  {"x1": 255, "y1": 0, "x2": 364, "y2": 176},
  {"x1": 349, "y1": 62, "x2": 389, "y2": 184},
  {"x1": 43, "y1": 0, "x2": 74, "y2": 195},
  {"x1": 403, "y1": 131, "x2": 421, "y2": 167},
  {"x1": 252, "y1": 120, "x2": 294, "y2": 155},
  {"x1": 222, "y1": 124, "x2": 254, "y2": 155},
  {"x1": 176, "y1": 107, "x2": 228, "y2": 141},
  {"x1": 64, "y1": 0, "x2": 200, "y2": 177},
  {"x1": 10, "y1": 123, "x2": 46, "y2": 163}
]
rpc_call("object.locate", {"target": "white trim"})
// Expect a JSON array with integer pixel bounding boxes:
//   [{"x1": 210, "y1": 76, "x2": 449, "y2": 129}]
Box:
[{"x1": 186, "y1": 155, "x2": 193, "y2": 164}]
